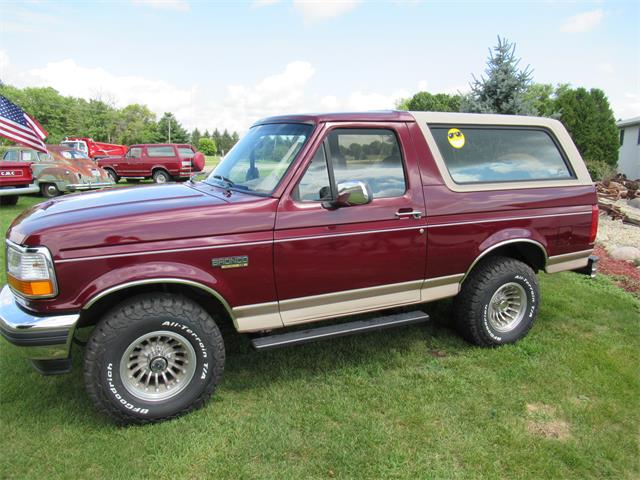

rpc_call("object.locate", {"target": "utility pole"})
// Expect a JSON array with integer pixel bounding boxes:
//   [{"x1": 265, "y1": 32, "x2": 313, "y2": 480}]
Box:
[{"x1": 168, "y1": 114, "x2": 172, "y2": 143}]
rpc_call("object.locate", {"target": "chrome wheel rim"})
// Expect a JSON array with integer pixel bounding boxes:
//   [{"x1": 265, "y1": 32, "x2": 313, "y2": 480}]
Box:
[
  {"x1": 45, "y1": 185, "x2": 58, "y2": 196},
  {"x1": 155, "y1": 174, "x2": 167, "y2": 184},
  {"x1": 120, "y1": 330, "x2": 196, "y2": 402},
  {"x1": 487, "y1": 282, "x2": 527, "y2": 333}
]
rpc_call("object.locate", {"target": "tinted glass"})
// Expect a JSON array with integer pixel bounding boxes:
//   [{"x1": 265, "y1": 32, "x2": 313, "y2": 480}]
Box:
[
  {"x1": 431, "y1": 127, "x2": 573, "y2": 184},
  {"x1": 294, "y1": 145, "x2": 331, "y2": 202},
  {"x1": 3, "y1": 150, "x2": 18, "y2": 161},
  {"x1": 147, "y1": 146, "x2": 175, "y2": 157},
  {"x1": 327, "y1": 129, "x2": 406, "y2": 198},
  {"x1": 178, "y1": 147, "x2": 195, "y2": 158},
  {"x1": 207, "y1": 123, "x2": 313, "y2": 195},
  {"x1": 129, "y1": 147, "x2": 143, "y2": 158}
]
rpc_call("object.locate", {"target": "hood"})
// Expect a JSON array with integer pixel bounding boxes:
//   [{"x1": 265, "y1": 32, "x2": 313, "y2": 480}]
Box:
[{"x1": 8, "y1": 182, "x2": 277, "y2": 257}]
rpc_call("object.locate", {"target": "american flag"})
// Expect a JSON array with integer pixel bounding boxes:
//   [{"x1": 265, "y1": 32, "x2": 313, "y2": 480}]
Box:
[{"x1": 0, "y1": 94, "x2": 48, "y2": 153}]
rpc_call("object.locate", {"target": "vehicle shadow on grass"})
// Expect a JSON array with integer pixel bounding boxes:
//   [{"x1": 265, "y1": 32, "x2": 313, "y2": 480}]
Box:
[
  {"x1": 220, "y1": 299, "x2": 469, "y2": 392},
  {"x1": 0, "y1": 299, "x2": 467, "y2": 428}
]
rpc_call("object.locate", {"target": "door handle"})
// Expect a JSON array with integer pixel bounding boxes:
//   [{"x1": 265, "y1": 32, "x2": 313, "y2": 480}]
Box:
[{"x1": 395, "y1": 210, "x2": 423, "y2": 219}]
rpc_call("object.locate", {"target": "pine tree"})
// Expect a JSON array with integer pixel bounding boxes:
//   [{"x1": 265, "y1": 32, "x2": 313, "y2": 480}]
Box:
[
  {"x1": 461, "y1": 37, "x2": 535, "y2": 115},
  {"x1": 191, "y1": 128, "x2": 202, "y2": 147}
]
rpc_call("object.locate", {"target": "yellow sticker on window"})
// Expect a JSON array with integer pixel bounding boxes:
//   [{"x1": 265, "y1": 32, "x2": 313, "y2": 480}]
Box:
[{"x1": 447, "y1": 128, "x2": 465, "y2": 149}]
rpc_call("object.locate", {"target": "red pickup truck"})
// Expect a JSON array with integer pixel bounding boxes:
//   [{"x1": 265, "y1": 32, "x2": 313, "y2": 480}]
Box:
[
  {"x1": 0, "y1": 160, "x2": 39, "y2": 205},
  {"x1": 97, "y1": 144, "x2": 205, "y2": 183},
  {"x1": 60, "y1": 137, "x2": 128, "y2": 160},
  {"x1": 1, "y1": 111, "x2": 598, "y2": 424}
]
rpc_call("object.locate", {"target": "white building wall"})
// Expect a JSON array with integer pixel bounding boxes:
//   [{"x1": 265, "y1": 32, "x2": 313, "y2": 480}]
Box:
[{"x1": 618, "y1": 124, "x2": 640, "y2": 179}]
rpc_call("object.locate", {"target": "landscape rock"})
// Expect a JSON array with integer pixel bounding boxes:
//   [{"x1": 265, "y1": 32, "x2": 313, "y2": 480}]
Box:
[
  {"x1": 609, "y1": 246, "x2": 640, "y2": 262},
  {"x1": 628, "y1": 197, "x2": 640, "y2": 210}
]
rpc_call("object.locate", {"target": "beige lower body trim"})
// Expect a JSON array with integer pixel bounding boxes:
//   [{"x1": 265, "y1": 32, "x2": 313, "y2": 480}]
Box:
[
  {"x1": 232, "y1": 302, "x2": 282, "y2": 332},
  {"x1": 279, "y1": 280, "x2": 423, "y2": 326},
  {"x1": 545, "y1": 249, "x2": 592, "y2": 274},
  {"x1": 421, "y1": 274, "x2": 464, "y2": 301},
  {"x1": 233, "y1": 274, "x2": 465, "y2": 332}
]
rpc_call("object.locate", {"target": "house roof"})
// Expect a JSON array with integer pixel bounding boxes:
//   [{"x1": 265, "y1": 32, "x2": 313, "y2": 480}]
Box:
[{"x1": 616, "y1": 116, "x2": 640, "y2": 128}]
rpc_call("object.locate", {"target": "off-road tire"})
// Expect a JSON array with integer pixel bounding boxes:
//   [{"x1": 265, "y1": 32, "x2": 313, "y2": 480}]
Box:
[
  {"x1": 40, "y1": 183, "x2": 60, "y2": 198},
  {"x1": 453, "y1": 256, "x2": 539, "y2": 347},
  {"x1": 152, "y1": 169, "x2": 170, "y2": 184},
  {"x1": 105, "y1": 169, "x2": 119, "y2": 183},
  {"x1": 0, "y1": 195, "x2": 19, "y2": 206},
  {"x1": 84, "y1": 294, "x2": 225, "y2": 425}
]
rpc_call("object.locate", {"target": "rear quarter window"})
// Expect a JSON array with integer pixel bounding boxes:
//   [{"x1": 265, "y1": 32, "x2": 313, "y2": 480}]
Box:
[
  {"x1": 178, "y1": 147, "x2": 195, "y2": 158},
  {"x1": 430, "y1": 127, "x2": 574, "y2": 184},
  {"x1": 146, "y1": 146, "x2": 175, "y2": 157}
]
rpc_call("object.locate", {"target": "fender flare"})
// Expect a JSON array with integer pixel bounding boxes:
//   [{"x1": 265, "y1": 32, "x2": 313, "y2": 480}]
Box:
[{"x1": 463, "y1": 238, "x2": 548, "y2": 282}]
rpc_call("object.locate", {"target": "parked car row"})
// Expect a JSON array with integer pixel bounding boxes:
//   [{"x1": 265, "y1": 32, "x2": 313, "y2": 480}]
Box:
[{"x1": 1, "y1": 145, "x2": 113, "y2": 199}]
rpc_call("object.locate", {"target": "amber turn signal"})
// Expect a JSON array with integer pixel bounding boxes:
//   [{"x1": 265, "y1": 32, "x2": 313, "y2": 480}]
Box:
[{"x1": 7, "y1": 275, "x2": 54, "y2": 297}]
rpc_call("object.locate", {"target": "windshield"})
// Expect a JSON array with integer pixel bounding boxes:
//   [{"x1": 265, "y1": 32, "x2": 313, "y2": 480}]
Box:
[{"x1": 205, "y1": 123, "x2": 313, "y2": 195}]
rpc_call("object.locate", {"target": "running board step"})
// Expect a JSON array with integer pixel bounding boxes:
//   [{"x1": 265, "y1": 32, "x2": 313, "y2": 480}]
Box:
[{"x1": 251, "y1": 310, "x2": 429, "y2": 351}]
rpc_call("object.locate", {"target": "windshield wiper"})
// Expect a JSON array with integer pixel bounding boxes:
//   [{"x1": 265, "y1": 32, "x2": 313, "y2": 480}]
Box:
[{"x1": 212, "y1": 174, "x2": 235, "y2": 188}]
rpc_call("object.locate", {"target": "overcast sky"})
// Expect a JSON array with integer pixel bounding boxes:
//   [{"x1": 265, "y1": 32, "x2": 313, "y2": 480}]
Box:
[{"x1": 0, "y1": 0, "x2": 638, "y2": 133}]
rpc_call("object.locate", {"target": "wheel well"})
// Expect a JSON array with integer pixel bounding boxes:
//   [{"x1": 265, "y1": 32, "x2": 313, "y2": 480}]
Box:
[
  {"x1": 152, "y1": 167, "x2": 170, "y2": 176},
  {"x1": 77, "y1": 282, "x2": 234, "y2": 330},
  {"x1": 467, "y1": 241, "x2": 547, "y2": 278}
]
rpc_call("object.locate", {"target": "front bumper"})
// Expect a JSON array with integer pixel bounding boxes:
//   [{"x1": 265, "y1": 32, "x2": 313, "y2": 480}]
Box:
[
  {"x1": 66, "y1": 181, "x2": 113, "y2": 192},
  {"x1": 0, "y1": 285, "x2": 79, "y2": 373},
  {"x1": 0, "y1": 183, "x2": 39, "y2": 196}
]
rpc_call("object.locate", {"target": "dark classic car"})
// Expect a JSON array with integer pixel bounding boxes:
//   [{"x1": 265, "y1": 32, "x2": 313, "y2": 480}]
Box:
[
  {"x1": 2, "y1": 145, "x2": 113, "y2": 197},
  {"x1": 1, "y1": 111, "x2": 598, "y2": 424}
]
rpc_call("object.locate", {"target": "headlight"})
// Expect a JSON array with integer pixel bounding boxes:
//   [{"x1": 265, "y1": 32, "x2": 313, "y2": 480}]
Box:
[{"x1": 6, "y1": 242, "x2": 57, "y2": 298}]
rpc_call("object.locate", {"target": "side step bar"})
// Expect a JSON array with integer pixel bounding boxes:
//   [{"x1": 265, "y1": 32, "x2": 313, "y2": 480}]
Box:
[{"x1": 251, "y1": 310, "x2": 429, "y2": 351}]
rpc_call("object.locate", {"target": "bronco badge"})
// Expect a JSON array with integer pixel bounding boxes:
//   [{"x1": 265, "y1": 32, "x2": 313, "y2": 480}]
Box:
[{"x1": 211, "y1": 256, "x2": 249, "y2": 269}]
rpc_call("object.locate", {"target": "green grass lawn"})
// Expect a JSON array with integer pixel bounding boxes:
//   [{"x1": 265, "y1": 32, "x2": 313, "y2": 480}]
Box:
[{"x1": 0, "y1": 194, "x2": 638, "y2": 479}]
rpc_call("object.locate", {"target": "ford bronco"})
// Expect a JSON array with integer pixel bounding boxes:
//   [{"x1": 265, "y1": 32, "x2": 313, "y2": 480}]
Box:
[
  {"x1": 1, "y1": 111, "x2": 598, "y2": 424},
  {"x1": 97, "y1": 143, "x2": 205, "y2": 184}
]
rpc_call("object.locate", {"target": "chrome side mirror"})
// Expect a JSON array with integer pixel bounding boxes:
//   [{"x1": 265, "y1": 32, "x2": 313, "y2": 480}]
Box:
[{"x1": 323, "y1": 180, "x2": 372, "y2": 209}]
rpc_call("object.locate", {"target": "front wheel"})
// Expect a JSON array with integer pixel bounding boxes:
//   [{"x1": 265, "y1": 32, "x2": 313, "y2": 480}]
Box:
[
  {"x1": 83, "y1": 294, "x2": 225, "y2": 424},
  {"x1": 40, "y1": 183, "x2": 60, "y2": 198},
  {"x1": 453, "y1": 256, "x2": 539, "y2": 347},
  {"x1": 105, "y1": 169, "x2": 120, "y2": 183}
]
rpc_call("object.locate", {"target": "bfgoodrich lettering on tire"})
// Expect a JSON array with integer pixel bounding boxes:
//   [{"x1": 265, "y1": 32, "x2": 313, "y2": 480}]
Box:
[
  {"x1": 83, "y1": 294, "x2": 225, "y2": 424},
  {"x1": 454, "y1": 256, "x2": 540, "y2": 347}
]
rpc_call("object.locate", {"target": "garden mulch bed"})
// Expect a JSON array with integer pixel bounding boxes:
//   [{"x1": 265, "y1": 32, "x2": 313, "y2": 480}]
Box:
[{"x1": 594, "y1": 244, "x2": 640, "y2": 295}]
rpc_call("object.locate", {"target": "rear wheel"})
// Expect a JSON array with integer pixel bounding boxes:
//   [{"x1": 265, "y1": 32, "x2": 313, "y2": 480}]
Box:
[
  {"x1": 83, "y1": 294, "x2": 225, "y2": 425},
  {"x1": 152, "y1": 170, "x2": 170, "y2": 184},
  {"x1": 453, "y1": 256, "x2": 539, "y2": 347},
  {"x1": 0, "y1": 195, "x2": 19, "y2": 206},
  {"x1": 105, "y1": 169, "x2": 120, "y2": 183},
  {"x1": 40, "y1": 183, "x2": 60, "y2": 198}
]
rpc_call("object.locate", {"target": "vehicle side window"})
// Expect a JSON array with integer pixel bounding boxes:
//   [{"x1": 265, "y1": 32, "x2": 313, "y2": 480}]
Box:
[
  {"x1": 146, "y1": 146, "x2": 175, "y2": 157},
  {"x1": 3, "y1": 150, "x2": 18, "y2": 161},
  {"x1": 431, "y1": 127, "x2": 574, "y2": 184},
  {"x1": 21, "y1": 151, "x2": 34, "y2": 162},
  {"x1": 328, "y1": 129, "x2": 406, "y2": 199},
  {"x1": 293, "y1": 144, "x2": 332, "y2": 202},
  {"x1": 178, "y1": 147, "x2": 195, "y2": 158},
  {"x1": 128, "y1": 147, "x2": 142, "y2": 158}
]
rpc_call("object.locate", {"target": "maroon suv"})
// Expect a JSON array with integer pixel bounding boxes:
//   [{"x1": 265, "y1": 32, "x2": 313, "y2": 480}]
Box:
[
  {"x1": 98, "y1": 143, "x2": 204, "y2": 183},
  {"x1": 1, "y1": 111, "x2": 598, "y2": 424}
]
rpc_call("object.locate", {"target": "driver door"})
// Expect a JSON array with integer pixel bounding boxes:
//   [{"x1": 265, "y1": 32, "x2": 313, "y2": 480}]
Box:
[{"x1": 274, "y1": 123, "x2": 427, "y2": 326}]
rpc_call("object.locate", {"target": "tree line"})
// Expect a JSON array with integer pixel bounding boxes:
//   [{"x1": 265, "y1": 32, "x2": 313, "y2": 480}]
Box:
[
  {"x1": 0, "y1": 83, "x2": 239, "y2": 156},
  {"x1": 397, "y1": 37, "x2": 620, "y2": 180}
]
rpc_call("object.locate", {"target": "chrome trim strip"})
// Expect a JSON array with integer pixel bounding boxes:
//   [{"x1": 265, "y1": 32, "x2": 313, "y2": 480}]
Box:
[
  {"x1": 54, "y1": 212, "x2": 588, "y2": 264},
  {"x1": 426, "y1": 210, "x2": 591, "y2": 228},
  {"x1": 55, "y1": 240, "x2": 274, "y2": 264},
  {"x1": 81, "y1": 278, "x2": 236, "y2": 321},
  {"x1": 463, "y1": 238, "x2": 548, "y2": 282},
  {"x1": 274, "y1": 225, "x2": 423, "y2": 244},
  {"x1": 546, "y1": 249, "x2": 594, "y2": 265}
]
